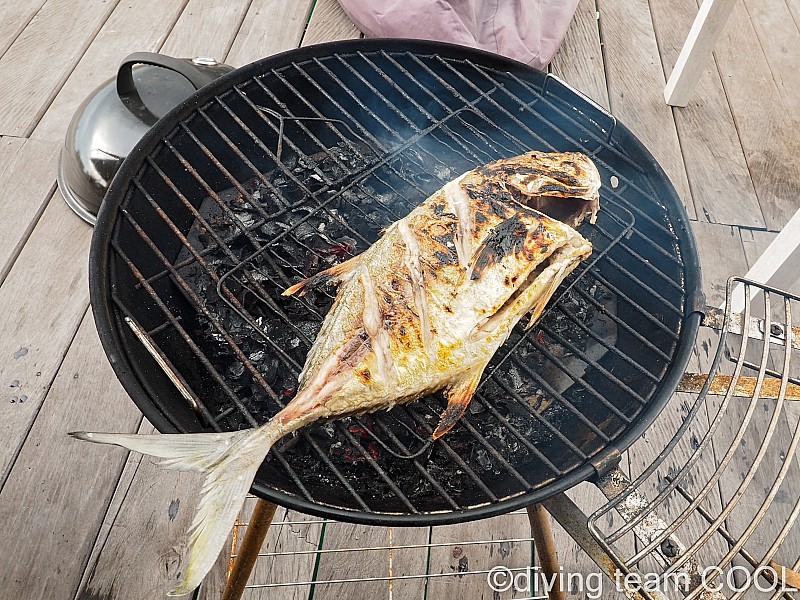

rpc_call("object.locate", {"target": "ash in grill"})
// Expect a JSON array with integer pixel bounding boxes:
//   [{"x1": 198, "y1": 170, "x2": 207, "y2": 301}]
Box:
[{"x1": 94, "y1": 42, "x2": 701, "y2": 523}]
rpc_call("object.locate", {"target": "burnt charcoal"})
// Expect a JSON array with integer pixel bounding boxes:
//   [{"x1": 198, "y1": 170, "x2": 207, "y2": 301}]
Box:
[
  {"x1": 474, "y1": 448, "x2": 493, "y2": 472},
  {"x1": 261, "y1": 221, "x2": 290, "y2": 240},
  {"x1": 296, "y1": 320, "x2": 322, "y2": 340},
  {"x1": 227, "y1": 361, "x2": 246, "y2": 379},
  {"x1": 257, "y1": 358, "x2": 280, "y2": 385}
]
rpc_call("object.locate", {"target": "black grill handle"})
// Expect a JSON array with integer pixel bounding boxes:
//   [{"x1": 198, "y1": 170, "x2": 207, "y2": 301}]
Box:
[{"x1": 116, "y1": 52, "x2": 220, "y2": 97}]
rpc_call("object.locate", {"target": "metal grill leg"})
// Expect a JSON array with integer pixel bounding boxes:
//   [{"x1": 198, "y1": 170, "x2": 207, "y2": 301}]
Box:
[
  {"x1": 222, "y1": 499, "x2": 278, "y2": 600},
  {"x1": 527, "y1": 503, "x2": 566, "y2": 600}
]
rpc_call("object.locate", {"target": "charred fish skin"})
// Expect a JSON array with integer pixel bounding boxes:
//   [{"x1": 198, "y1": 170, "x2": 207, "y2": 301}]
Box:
[{"x1": 70, "y1": 150, "x2": 600, "y2": 596}]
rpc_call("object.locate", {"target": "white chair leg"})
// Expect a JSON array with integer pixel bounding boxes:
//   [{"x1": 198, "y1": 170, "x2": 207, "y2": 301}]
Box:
[
  {"x1": 664, "y1": 0, "x2": 738, "y2": 107},
  {"x1": 726, "y1": 209, "x2": 800, "y2": 314}
]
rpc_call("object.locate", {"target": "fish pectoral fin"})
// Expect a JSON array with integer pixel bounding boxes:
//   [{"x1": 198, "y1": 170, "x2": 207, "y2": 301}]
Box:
[
  {"x1": 432, "y1": 369, "x2": 484, "y2": 439},
  {"x1": 282, "y1": 253, "x2": 362, "y2": 297},
  {"x1": 524, "y1": 261, "x2": 569, "y2": 330}
]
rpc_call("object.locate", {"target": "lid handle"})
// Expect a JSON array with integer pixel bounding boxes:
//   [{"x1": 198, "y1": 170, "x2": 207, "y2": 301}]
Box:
[{"x1": 116, "y1": 52, "x2": 220, "y2": 96}]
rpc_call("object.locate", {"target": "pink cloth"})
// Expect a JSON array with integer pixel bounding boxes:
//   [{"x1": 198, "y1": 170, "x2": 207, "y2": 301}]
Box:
[{"x1": 337, "y1": 0, "x2": 579, "y2": 70}]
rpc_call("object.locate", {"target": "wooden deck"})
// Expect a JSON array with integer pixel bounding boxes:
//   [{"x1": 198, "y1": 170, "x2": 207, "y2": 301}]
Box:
[{"x1": 0, "y1": 0, "x2": 798, "y2": 598}]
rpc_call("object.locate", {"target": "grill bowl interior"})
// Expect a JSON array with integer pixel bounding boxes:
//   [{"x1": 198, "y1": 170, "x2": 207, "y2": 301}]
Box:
[{"x1": 91, "y1": 40, "x2": 702, "y2": 525}]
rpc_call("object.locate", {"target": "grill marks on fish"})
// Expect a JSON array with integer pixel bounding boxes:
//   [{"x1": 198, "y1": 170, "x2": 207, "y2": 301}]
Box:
[
  {"x1": 444, "y1": 177, "x2": 474, "y2": 268},
  {"x1": 359, "y1": 270, "x2": 394, "y2": 382},
  {"x1": 397, "y1": 220, "x2": 434, "y2": 358},
  {"x1": 470, "y1": 213, "x2": 531, "y2": 280}
]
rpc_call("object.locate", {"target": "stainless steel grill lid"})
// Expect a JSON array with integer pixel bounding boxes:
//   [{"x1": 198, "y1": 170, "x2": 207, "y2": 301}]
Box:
[{"x1": 57, "y1": 52, "x2": 233, "y2": 225}]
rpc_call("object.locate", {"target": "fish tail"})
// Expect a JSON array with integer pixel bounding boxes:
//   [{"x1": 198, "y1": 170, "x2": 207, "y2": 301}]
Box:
[{"x1": 69, "y1": 425, "x2": 281, "y2": 596}]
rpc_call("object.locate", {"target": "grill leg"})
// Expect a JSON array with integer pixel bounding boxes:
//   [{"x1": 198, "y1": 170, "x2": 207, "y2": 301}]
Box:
[
  {"x1": 527, "y1": 503, "x2": 566, "y2": 600},
  {"x1": 221, "y1": 499, "x2": 278, "y2": 600}
]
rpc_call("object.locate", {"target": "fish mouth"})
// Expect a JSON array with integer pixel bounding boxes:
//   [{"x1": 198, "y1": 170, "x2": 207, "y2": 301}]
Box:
[
  {"x1": 500, "y1": 151, "x2": 602, "y2": 227},
  {"x1": 507, "y1": 185, "x2": 599, "y2": 229}
]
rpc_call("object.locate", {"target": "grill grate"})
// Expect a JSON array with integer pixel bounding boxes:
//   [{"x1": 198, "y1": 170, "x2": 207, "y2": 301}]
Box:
[{"x1": 93, "y1": 41, "x2": 701, "y2": 524}]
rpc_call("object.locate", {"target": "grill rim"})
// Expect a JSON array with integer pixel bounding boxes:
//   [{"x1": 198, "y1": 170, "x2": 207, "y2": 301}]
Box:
[{"x1": 90, "y1": 38, "x2": 704, "y2": 526}]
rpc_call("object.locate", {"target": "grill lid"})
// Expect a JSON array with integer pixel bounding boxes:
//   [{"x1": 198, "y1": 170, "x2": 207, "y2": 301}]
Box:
[
  {"x1": 90, "y1": 40, "x2": 703, "y2": 525},
  {"x1": 58, "y1": 52, "x2": 234, "y2": 225}
]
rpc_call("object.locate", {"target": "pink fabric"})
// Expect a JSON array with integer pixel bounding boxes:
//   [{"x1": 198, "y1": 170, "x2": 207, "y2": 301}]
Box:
[{"x1": 337, "y1": 0, "x2": 579, "y2": 70}]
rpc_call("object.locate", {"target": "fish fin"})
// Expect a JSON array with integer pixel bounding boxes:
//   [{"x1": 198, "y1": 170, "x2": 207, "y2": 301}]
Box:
[
  {"x1": 70, "y1": 427, "x2": 277, "y2": 596},
  {"x1": 524, "y1": 262, "x2": 569, "y2": 329},
  {"x1": 282, "y1": 254, "x2": 362, "y2": 297},
  {"x1": 432, "y1": 369, "x2": 484, "y2": 439}
]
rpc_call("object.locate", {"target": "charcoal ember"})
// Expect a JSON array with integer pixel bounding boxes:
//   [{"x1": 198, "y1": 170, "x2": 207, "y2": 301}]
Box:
[
  {"x1": 227, "y1": 361, "x2": 246, "y2": 379},
  {"x1": 294, "y1": 155, "x2": 318, "y2": 173},
  {"x1": 289, "y1": 217, "x2": 322, "y2": 243},
  {"x1": 321, "y1": 208, "x2": 346, "y2": 236},
  {"x1": 330, "y1": 140, "x2": 375, "y2": 170},
  {"x1": 296, "y1": 320, "x2": 322, "y2": 341},
  {"x1": 232, "y1": 209, "x2": 258, "y2": 230},
  {"x1": 474, "y1": 448, "x2": 493, "y2": 472},
  {"x1": 255, "y1": 356, "x2": 280, "y2": 386},
  {"x1": 258, "y1": 217, "x2": 289, "y2": 238},
  {"x1": 496, "y1": 362, "x2": 544, "y2": 416}
]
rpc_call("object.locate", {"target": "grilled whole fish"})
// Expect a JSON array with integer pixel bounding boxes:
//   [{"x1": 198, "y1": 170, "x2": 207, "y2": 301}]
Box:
[{"x1": 71, "y1": 150, "x2": 600, "y2": 595}]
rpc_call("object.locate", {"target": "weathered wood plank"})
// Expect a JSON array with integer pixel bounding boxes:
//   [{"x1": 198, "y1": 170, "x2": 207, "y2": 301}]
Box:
[
  {"x1": 74, "y1": 417, "x2": 227, "y2": 600},
  {"x1": 301, "y1": 0, "x2": 361, "y2": 47},
  {"x1": 628, "y1": 222, "x2": 750, "y2": 579},
  {"x1": 741, "y1": 0, "x2": 800, "y2": 127},
  {"x1": 731, "y1": 228, "x2": 800, "y2": 567},
  {"x1": 75, "y1": 417, "x2": 152, "y2": 598},
  {"x1": 712, "y1": 2, "x2": 800, "y2": 231},
  {"x1": 0, "y1": 136, "x2": 25, "y2": 180},
  {"x1": 0, "y1": 311, "x2": 141, "y2": 600},
  {"x1": 234, "y1": 504, "x2": 322, "y2": 600},
  {"x1": 31, "y1": 0, "x2": 188, "y2": 143},
  {"x1": 691, "y1": 221, "x2": 747, "y2": 305},
  {"x1": 0, "y1": 195, "x2": 92, "y2": 486},
  {"x1": 0, "y1": 0, "x2": 48, "y2": 59},
  {"x1": 649, "y1": 0, "x2": 765, "y2": 228},
  {"x1": 0, "y1": 0, "x2": 119, "y2": 137},
  {"x1": 426, "y1": 513, "x2": 531, "y2": 599},
  {"x1": 313, "y1": 521, "x2": 428, "y2": 600},
  {"x1": 159, "y1": 0, "x2": 251, "y2": 62},
  {"x1": 787, "y1": 0, "x2": 800, "y2": 28},
  {"x1": 704, "y1": 363, "x2": 800, "y2": 568},
  {"x1": 596, "y1": 0, "x2": 696, "y2": 220},
  {"x1": 0, "y1": 138, "x2": 60, "y2": 281},
  {"x1": 226, "y1": 0, "x2": 314, "y2": 67},
  {"x1": 550, "y1": 0, "x2": 610, "y2": 111},
  {"x1": 625, "y1": 389, "x2": 731, "y2": 578},
  {"x1": 687, "y1": 223, "x2": 800, "y2": 570}
]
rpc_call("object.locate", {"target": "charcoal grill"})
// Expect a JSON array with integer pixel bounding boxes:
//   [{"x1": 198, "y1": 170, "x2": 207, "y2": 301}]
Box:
[{"x1": 90, "y1": 40, "x2": 702, "y2": 530}]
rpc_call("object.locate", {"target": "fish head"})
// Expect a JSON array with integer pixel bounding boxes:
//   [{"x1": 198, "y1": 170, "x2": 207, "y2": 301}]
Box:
[{"x1": 465, "y1": 151, "x2": 602, "y2": 227}]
